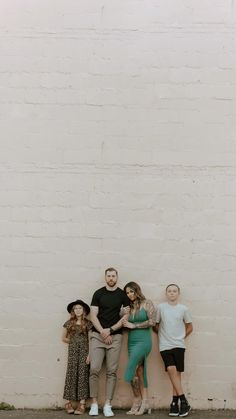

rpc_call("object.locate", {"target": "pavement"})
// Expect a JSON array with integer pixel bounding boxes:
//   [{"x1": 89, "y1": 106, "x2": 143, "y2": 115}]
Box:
[{"x1": 0, "y1": 410, "x2": 235, "y2": 419}]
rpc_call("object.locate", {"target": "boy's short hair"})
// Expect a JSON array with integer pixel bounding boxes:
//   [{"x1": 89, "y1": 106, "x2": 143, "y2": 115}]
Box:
[
  {"x1": 105, "y1": 267, "x2": 118, "y2": 276},
  {"x1": 166, "y1": 283, "x2": 180, "y2": 292}
]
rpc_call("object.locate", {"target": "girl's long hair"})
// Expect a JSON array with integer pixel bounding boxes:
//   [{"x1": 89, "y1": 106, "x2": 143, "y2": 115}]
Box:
[
  {"x1": 124, "y1": 281, "x2": 146, "y2": 311},
  {"x1": 67, "y1": 307, "x2": 88, "y2": 336}
]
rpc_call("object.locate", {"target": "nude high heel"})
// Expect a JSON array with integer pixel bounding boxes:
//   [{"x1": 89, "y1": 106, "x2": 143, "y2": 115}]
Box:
[
  {"x1": 135, "y1": 399, "x2": 151, "y2": 415},
  {"x1": 126, "y1": 400, "x2": 142, "y2": 415}
]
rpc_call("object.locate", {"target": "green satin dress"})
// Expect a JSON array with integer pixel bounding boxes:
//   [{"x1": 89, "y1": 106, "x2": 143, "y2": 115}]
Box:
[{"x1": 124, "y1": 307, "x2": 152, "y2": 388}]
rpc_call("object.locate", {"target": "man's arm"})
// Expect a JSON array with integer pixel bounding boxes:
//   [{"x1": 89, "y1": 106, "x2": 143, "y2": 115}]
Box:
[
  {"x1": 185, "y1": 322, "x2": 193, "y2": 337},
  {"x1": 90, "y1": 306, "x2": 114, "y2": 341},
  {"x1": 90, "y1": 306, "x2": 103, "y2": 334}
]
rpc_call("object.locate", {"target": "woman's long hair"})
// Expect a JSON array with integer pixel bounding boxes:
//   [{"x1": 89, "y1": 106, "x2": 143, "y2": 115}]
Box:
[
  {"x1": 67, "y1": 307, "x2": 88, "y2": 336},
  {"x1": 124, "y1": 281, "x2": 146, "y2": 311}
]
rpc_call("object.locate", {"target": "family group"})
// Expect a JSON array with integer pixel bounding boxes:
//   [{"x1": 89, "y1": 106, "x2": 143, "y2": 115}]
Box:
[{"x1": 62, "y1": 267, "x2": 193, "y2": 418}]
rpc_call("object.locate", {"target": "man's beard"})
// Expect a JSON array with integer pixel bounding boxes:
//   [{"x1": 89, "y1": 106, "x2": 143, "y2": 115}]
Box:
[{"x1": 107, "y1": 280, "x2": 116, "y2": 287}]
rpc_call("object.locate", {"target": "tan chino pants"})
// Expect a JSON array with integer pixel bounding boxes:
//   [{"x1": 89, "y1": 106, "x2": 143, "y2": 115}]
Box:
[{"x1": 89, "y1": 331, "x2": 123, "y2": 401}]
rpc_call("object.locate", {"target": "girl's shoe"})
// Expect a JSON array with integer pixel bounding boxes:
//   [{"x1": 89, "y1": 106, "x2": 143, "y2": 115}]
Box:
[
  {"x1": 74, "y1": 402, "x2": 86, "y2": 415},
  {"x1": 135, "y1": 399, "x2": 151, "y2": 415},
  {"x1": 65, "y1": 402, "x2": 75, "y2": 414},
  {"x1": 126, "y1": 400, "x2": 142, "y2": 415}
]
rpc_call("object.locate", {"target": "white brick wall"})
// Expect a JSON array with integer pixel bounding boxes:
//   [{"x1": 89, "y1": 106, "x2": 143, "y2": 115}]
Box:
[{"x1": 0, "y1": 0, "x2": 236, "y2": 410}]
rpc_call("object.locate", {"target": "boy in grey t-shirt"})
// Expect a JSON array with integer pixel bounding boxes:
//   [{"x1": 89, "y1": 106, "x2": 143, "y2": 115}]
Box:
[{"x1": 154, "y1": 284, "x2": 193, "y2": 417}]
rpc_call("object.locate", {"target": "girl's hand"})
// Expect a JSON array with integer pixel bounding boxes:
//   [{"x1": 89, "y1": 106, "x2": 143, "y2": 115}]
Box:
[
  {"x1": 86, "y1": 355, "x2": 90, "y2": 365},
  {"x1": 123, "y1": 320, "x2": 135, "y2": 329}
]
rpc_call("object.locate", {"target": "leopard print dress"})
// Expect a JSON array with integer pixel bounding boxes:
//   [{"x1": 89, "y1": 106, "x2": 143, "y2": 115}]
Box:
[{"x1": 63, "y1": 320, "x2": 93, "y2": 401}]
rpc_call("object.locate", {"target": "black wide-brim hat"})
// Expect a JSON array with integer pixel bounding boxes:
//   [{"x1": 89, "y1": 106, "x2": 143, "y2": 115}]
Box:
[{"x1": 67, "y1": 299, "x2": 90, "y2": 315}]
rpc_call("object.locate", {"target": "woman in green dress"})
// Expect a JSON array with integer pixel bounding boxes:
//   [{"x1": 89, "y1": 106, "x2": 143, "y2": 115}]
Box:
[{"x1": 123, "y1": 282, "x2": 156, "y2": 415}]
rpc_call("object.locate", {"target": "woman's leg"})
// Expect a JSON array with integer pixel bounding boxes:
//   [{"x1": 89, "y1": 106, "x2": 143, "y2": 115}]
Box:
[
  {"x1": 136, "y1": 365, "x2": 145, "y2": 399},
  {"x1": 126, "y1": 374, "x2": 142, "y2": 414},
  {"x1": 135, "y1": 365, "x2": 151, "y2": 415}
]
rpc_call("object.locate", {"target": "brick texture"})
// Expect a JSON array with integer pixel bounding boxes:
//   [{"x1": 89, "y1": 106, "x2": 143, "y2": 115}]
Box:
[{"x1": 0, "y1": 0, "x2": 236, "y2": 410}]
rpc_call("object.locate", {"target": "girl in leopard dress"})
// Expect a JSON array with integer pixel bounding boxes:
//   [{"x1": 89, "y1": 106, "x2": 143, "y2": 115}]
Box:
[{"x1": 62, "y1": 299, "x2": 92, "y2": 415}]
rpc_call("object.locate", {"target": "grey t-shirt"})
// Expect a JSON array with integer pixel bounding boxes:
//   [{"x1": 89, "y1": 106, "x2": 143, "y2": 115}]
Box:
[{"x1": 156, "y1": 302, "x2": 192, "y2": 352}]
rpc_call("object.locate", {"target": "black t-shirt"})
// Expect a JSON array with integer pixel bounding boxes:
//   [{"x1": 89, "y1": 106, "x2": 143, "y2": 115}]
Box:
[{"x1": 91, "y1": 286, "x2": 130, "y2": 333}]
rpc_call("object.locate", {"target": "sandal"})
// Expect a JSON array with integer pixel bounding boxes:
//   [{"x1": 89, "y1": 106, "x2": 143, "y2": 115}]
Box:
[
  {"x1": 65, "y1": 402, "x2": 75, "y2": 414},
  {"x1": 74, "y1": 402, "x2": 86, "y2": 415},
  {"x1": 135, "y1": 399, "x2": 151, "y2": 415},
  {"x1": 126, "y1": 400, "x2": 141, "y2": 415}
]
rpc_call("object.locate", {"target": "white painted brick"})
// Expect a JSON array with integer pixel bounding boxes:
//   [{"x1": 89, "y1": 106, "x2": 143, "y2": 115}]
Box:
[{"x1": 1, "y1": 0, "x2": 236, "y2": 410}]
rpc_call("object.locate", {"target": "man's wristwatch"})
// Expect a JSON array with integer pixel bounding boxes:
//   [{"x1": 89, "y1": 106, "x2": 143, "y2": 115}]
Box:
[{"x1": 110, "y1": 327, "x2": 114, "y2": 335}]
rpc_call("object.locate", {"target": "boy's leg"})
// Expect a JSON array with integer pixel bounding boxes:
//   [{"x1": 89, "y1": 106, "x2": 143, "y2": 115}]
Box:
[
  {"x1": 172, "y1": 349, "x2": 191, "y2": 417},
  {"x1": 167, "y1": 367, "x2": 184, "y2": 416},
  {"x1": 168, "y1": 370, "x2": 191, "y2": 417},
  {"x1": 161, "y1": 348, "x2": 191, "y2": 417},
  {"x1": 161, "y1": 349, "x2": 184, "y2": 417},
  {"x1": 167, "y1": 366, "x2": 184, "y2": 395},
  {"x1": 179, "y1": 391, "x2": 191, "y2": 418}
]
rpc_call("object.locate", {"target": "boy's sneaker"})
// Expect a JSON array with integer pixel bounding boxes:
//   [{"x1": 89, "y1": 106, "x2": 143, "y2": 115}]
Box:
[
  {"x1": 179, "y1": 400, "x2": 191, "y2": 417},
  {"x1": 169, "y1": 401, "x2": 179, "y2": 416}
]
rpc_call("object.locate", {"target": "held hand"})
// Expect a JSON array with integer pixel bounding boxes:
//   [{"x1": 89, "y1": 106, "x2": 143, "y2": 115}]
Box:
[
  {"x1": 123, "y1": 320, "x2": 135, "y2": 329},
  {"x1": 104, "y1": 335, "x2": 113, "y2": 345},
  {"x1": 101, "y1": 328, "x2": 110, "y2": 340}
]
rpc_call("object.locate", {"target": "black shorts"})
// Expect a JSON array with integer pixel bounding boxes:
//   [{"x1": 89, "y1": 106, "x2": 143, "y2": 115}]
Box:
[{"x1": 160, "y1": 348, "x2": 185, "y2": 372}]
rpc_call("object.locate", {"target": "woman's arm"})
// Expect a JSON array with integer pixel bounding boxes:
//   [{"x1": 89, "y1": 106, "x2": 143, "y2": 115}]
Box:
[{"x1": 124, "y1": 300, "x2": 156, "y2": 329}]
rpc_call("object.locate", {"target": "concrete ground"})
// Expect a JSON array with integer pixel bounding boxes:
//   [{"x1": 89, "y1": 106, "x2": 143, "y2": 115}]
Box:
[{"x1": 0, "y1": 410, "x2": 235, "y2": 419}]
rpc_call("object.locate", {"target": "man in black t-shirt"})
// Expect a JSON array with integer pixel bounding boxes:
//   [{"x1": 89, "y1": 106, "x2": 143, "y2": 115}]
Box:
[{"x1": 89, "y1": 267, "x2": 130, "y2": 417}]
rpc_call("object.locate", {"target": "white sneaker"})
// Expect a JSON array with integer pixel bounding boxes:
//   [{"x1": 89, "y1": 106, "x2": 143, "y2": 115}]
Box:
[
  {"x1": 103, "y1": 404, "x2": 114, "y2": 417},
  {"x1": 89, "y1": 403, "x2": 99, "y2": 416}
]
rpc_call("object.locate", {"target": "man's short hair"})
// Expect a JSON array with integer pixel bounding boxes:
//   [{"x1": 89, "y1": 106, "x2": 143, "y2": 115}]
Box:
[{"x1": 105, "y1": 267, "x2": 118, "y2": 276}]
